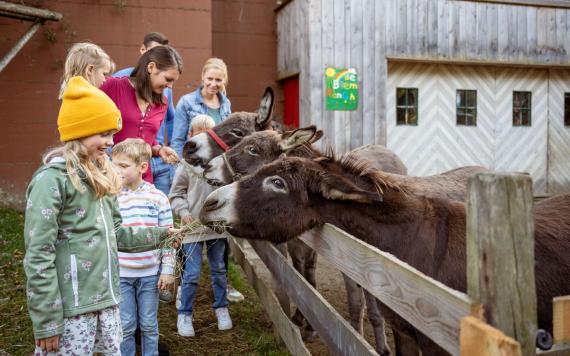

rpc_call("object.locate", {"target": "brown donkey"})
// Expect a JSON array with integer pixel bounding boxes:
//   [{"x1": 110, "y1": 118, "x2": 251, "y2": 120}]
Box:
[
  {"x1": 182, "y1": 87, "x2": 275, "y2": 176},
  {"x1": 203, "y1": 126, "x2": 409, "y2": 351},
  {"x1": 200, "y1": 155, "x2": 570, "y2": 355}
]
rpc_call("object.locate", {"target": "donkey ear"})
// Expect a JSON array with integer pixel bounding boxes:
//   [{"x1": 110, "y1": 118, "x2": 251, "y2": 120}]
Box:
[
  {"x1": 315, "y1": 172, "x2": 383, "y2": 204},
  {"x1": 256, "y1": 87, "x2": 274, "y2": 129},
  {"x1": 279, "y1": 126, "x2": 317, "y2": 152},
  {"x1": 309, "y1": 130, "x2": 324, "y2": 144}
]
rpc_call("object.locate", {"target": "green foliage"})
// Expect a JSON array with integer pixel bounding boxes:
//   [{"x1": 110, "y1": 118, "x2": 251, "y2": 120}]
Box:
[{"x1": 0, "y1": 208, "x2": 34, "y2": 355}]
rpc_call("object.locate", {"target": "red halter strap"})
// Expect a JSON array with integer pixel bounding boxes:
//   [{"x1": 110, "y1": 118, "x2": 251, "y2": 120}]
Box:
[{"x1": 207, "y1": 128, "x2": 230, "y2": 152}]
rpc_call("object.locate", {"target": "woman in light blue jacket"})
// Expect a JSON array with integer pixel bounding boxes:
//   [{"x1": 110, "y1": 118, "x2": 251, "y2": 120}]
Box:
[{"x1": 171, "y1": 58, "x2": 231, "y2": 158}]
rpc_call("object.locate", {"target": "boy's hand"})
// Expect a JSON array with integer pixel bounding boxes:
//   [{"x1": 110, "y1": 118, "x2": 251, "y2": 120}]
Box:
[
  {"x1": 158, "y1": 274, "x2": 175, "y2": 290},
  {"x1": 167, "y1": 227, "x2": 181, "y2": 249},
  {"x1": 181, "y1": 215, "x2": 193, "y2": 225},
  {"x1": 159, "y1": 146, "x2": 179, "y2": 164},
  {"x1": 36, "y1": 335, "x2": 60, "y2": 352}
]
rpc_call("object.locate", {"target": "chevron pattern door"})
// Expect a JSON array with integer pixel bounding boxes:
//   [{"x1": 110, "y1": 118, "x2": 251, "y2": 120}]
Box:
[
  {"x1": 548, "y1": 69, "x2": 570, "y2": 194},
  {"x1": 494, "y1": 68, "x2": 548, "y2": 194},
  {"x1": 387, "y1": 62, "x2": 553, "y2": 195}
]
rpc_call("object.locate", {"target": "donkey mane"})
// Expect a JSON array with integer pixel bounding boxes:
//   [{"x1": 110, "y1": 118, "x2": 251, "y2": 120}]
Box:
[{"x1": 323, "y1": 152, "x2": 410, "y2": 197}]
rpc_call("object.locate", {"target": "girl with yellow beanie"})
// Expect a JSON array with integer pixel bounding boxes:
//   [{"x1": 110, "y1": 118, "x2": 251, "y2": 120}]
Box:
[{"x1": 24, "y1": 76, "x2": 176, "y2": 355}]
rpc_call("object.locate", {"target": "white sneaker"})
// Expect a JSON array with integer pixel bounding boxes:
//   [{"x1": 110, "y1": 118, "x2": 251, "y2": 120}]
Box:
[
  {"x1": 177, "y1": 314, "x2": 195, "y2": 337},
  {"x1": 176, "y1": 286, "x2": 182, "y2": 310},
  {"x1": 227, "y1": 286, "x2": 245, "y2": 302},
  {"x1": 215, "y1": 307, "x2": 233, "y2": 331}
]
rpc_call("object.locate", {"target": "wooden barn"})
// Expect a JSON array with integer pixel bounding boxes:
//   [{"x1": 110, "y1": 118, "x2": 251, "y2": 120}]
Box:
[{"x1": 276, "y1": 0, "x2": 570, "y2": 195}]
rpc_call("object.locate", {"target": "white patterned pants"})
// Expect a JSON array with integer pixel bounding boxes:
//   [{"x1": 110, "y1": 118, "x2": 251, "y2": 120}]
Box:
[{"x1": 34, "y1": 306, "x2": 122, "y2": 356}]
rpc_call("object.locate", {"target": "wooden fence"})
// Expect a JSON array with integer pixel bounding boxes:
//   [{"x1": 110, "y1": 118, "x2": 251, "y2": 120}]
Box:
[{"x1": 228, "y1": 173, "x2": 570, "y2": 355}]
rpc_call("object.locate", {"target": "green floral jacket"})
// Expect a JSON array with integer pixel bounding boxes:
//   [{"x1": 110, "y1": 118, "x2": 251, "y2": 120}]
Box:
[{"x1": 23, "y1": 159, "x2": 168, "y2": 339}]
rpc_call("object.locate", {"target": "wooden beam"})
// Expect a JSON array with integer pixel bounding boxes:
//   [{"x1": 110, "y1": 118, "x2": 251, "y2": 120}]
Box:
[
  {"x1": 553, "y1": 296, "x2": 570, "y2": 344},
  {"x1": 460, "y1": 316, "x2": 522, "y2": 356},
  {"x1": 299, "y1": 224, "x2": 480, "y2": 355},
  {"x1": 248, "y1": 239, "x2": 378, "y2": 356},
  {"x1": 456, "y1": 0, "x2": 570, "y2": 9},
  {"x1": 0, "y1": 21, "x2": 42, "y2": 73},
  {"x1": 228, "y1": 238, "x2": 311, "y2": 356},
  {"x1": 0, "y1": 1, "x2": 62, "y2": 21},
  {"x1": 467, "y1": 173, "x2": 537, "y2": 356}
]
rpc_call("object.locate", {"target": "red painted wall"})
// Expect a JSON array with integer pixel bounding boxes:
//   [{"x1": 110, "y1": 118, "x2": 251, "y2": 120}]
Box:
[
  {"x1": 0, "y1": 0, "x2": 212, "y2": 205},
  {"x1": 0, "y1": 0, "x2": 279, "y2": 206},
  {"x1": 212, "y1": 0, "x2": 280, "y2": 115},
  {"x1": 283, "y1": 76, "x2": 299, "y2": 128}
]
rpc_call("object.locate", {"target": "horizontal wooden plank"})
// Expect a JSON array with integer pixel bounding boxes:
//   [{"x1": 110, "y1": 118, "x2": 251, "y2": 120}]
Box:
[
  {"x1": 248, "y1": 239, "x2": 379, "y2": 356},
  {"x1": 276, "y1": 70, "x2": 300, "y2": 81},
  {"x1": 553, "y1": 296, "x2": 570, "y2": 344},
  {"x1": 228, "y1": 238, "x2": 311, "y2": 356},
  {"x1": 462, "y1": 0, "x2": 570, "y2": 9},
  {"x1": 299, "y1": 223, "x2": 481, "y2": 356},
  {"x1": 0, "y1": 1, "x2": 62, "y2": 21},
  {"x1": 460, "y1": 316, "x2": 521, "y2": 356}
]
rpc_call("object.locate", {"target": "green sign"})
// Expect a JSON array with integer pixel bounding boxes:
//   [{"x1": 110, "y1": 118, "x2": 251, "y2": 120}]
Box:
[{"x1": 325, "y1": 67, "x2": 358, "y2": 111}]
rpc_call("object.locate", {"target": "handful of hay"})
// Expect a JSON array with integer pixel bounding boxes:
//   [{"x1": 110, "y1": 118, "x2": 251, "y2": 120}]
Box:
[{"x1": 159, "y1": 219, "x2": 230, "y2": 280}]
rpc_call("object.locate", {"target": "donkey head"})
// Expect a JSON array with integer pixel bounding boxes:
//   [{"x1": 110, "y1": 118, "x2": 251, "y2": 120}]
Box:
[
  {"x1": 203, "y1": 125, "x2": 322, "y2": 186},
  {"x1": 182, "y1": 87, "x2": 275, "y2": 175},
  {"x1": 199, "y1": 156, "x2": 383, "y2": 243}
]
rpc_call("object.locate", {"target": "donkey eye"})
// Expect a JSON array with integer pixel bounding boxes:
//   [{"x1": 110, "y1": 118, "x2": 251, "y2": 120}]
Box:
[
  {"x1": 230, "y1": 129, "x2": 243, "y2": 138},
  {"x1": 247, "y1": 146, "x2": 259, "y2": 156},
  {"x1": 271, "y1": 178, "x2": 285, "y2": 189}
]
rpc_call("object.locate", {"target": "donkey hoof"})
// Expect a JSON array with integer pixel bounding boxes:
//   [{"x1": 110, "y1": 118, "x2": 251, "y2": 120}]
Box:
[{"x1": 302, "y1": 329, "x2": 318, "y2": 342}]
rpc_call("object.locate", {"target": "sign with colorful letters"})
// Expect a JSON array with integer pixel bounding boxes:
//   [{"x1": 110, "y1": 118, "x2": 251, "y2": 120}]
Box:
[{"x1": 325, "y1": 67, "x2": 358, "y2": 111}]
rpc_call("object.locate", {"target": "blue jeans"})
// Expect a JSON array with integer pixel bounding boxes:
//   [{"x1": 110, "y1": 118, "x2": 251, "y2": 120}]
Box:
[
  {"x1": 179, "y1": 239, "x2": 228, "y2": 315},
  {"x1": 151, "y1": 157, "x2": 174, "y2": 196},
  {"x1": 119, "y1": 274, "x2": 159, "y2": 356}
]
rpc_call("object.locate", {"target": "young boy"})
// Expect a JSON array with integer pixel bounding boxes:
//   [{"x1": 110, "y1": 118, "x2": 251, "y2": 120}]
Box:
[
  {"x1": 170, "y1": 115, "x2": 233, "y2": 337},
  {"x1": 112, "y1": 138, "x2": 175, "y2": 356}
]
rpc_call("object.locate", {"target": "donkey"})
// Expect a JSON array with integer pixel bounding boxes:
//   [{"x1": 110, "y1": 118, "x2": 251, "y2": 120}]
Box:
[
  {"x1": 182, "y1": 87, "x2": 275, "y2": 176},
  {"x1": 199, "y1": 155, "x2": 570, "y2": 355},
  {"x1": 202, "y1": 126, "x2": 409, "y2": 349}
]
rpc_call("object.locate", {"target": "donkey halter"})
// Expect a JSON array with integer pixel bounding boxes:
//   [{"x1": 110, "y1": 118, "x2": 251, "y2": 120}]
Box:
[{"x1": 206, "y1": 128, "x2": 242, "y2": 182}]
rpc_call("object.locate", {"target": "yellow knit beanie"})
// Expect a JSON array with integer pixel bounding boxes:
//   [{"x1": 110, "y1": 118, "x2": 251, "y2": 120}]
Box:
[{"x1": 58, "y1": 76, "x2": 122, "y2": 142}]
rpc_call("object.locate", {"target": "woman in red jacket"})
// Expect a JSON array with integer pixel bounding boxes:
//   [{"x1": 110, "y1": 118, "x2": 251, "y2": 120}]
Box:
[{"x1": 101, "y1": 45, "x2": 182, "y2": 183}]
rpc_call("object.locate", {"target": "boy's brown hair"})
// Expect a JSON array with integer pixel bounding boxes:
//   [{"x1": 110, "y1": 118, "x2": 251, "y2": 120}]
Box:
[{"x1": 111, "y1": 138, "x2": 152, "y2": 165}]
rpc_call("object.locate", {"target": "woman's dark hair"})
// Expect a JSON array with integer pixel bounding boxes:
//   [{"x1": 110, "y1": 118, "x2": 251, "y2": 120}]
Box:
[
  {"x1": 143, "y1": 32, "x2": 168, "y2": 47},
  {"x1": 130, "y1": 45, "x2": 183, "y2": 105}
]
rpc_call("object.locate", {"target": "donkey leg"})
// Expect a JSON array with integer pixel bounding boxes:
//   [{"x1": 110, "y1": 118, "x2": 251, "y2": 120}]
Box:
[
  {"x1": 301, "y1": 246, "x2": 318, "y2": 342},
  {"x1": 342, "y1": 273, "x2": 365, "y2": 334},
  {"x1": 287, "y1": 239, "x2": 308, "y2": 327},
  {"x1": 380, "y1": 306, "x2": 422, "y2": 356},
  {"x1": 363, "y1": 291, "x2": 391, "y2": 356}
]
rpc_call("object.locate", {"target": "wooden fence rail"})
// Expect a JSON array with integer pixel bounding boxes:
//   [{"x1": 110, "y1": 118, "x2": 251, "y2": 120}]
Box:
[{"x1": 299, "y1": 224, "x2": 479, "y2": 355}]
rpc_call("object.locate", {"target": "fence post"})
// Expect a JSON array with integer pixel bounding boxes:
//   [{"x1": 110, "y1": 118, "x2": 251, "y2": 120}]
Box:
[{"x1": 466, "y1": 173, "x2": 536, "y2": 356}]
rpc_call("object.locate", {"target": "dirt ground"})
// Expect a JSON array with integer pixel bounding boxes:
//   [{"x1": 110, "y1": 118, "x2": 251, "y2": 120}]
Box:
[
  {"x1": 168, "y1": 243, "x2": 392, "y2": 356},
  {"x1": 292, "y1": 254, "x2": 392, "y2": 355}
]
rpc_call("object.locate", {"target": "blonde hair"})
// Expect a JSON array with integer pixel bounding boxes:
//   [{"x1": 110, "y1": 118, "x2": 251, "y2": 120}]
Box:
[
  {"x1": 59, "y1": 42, "x2": 115, "y2": 99},
  {"x1": 191, "y1": 114, "x2": 216, "y2": 134},
  {"x1": 111, "y1": 138, "x2": 152, "y2": 166},
  {"x1": 43, "y1": 141, "x2": 121, "y2": 198},
  {"x1": 202, "y1": 58, "x2": 229, "y2": 95}
]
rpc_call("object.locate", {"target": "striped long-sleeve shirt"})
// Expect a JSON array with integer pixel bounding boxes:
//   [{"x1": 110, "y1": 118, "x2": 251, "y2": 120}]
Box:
[{"x1": 117, "y1": 182, "x2": 174, "y2": 278}]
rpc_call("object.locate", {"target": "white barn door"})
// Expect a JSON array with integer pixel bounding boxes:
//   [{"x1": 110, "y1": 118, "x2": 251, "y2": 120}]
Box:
[
  {"x1": 386, "y1": 62, "x2": 494, "y2": 175},
  {"x1": 494, "y1": 68, "x2": 549, "y2": 194},
  {"x1": 387, "y1": 62, "x2": 551, "y2": 194},
  {"x1": 548, "y1": 69, "x2": 570, "y2": 194}
]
